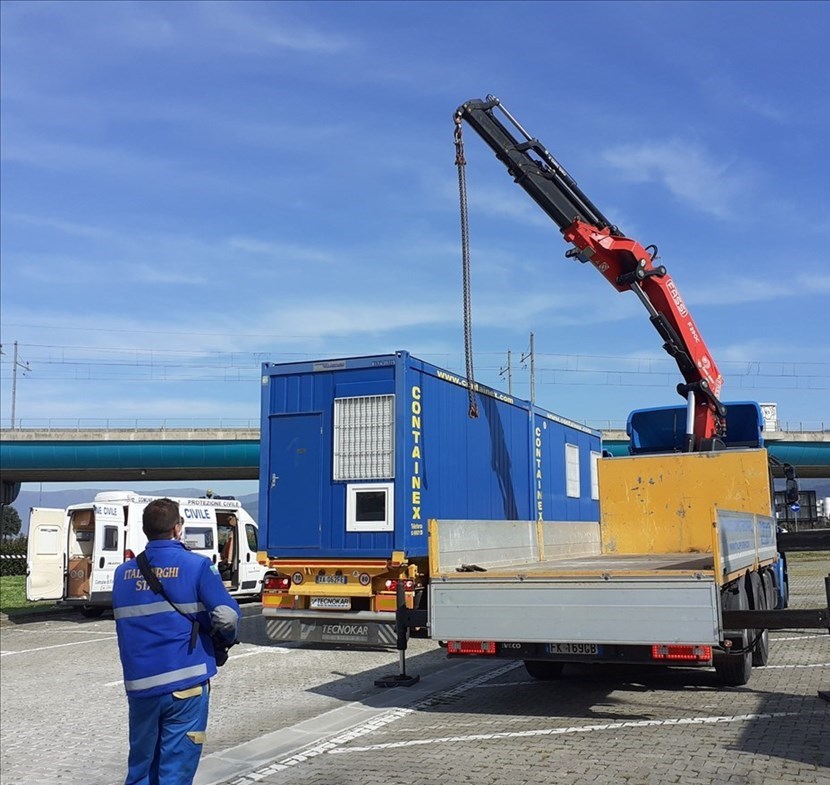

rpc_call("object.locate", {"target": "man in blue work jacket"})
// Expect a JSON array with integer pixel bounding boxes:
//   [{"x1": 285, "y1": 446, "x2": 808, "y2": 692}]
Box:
[{"x1": 113, "y1": 498, "x2": 240, "y2": 785}]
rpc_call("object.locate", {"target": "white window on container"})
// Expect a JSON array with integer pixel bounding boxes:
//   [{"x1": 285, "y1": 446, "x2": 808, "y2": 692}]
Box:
[
  {"x1": 333, "y1": 394, "x2": 395, "y2": 481},
  {"x1": 346, "y1": 482, "x2": 394, "y2": 532},
  {"x1": 590, "y1": 450, "x2": 601, "y2": 501},
  {"x1": 565, "y1": 443, "x2": 581, "y2": 498}
]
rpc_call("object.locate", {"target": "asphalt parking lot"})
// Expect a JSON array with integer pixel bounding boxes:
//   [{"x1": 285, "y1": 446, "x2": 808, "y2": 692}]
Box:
[{"x1": 2, "y1": 557, "x2": 828, "y2": 785}]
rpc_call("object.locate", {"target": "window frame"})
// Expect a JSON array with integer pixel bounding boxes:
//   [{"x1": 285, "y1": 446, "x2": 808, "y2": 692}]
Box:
[{"x1": 346, "y1": 482, "x2": 395, "y2": 533}]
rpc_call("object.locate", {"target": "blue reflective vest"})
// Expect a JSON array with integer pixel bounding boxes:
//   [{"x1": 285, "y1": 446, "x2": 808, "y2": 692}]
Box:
[{"x1": 113, "y1": 539, "x2": 240, "y2": 698}]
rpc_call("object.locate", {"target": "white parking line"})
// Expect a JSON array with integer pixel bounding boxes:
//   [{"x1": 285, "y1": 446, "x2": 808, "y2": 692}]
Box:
[
  {"x1": 774, "y1": 634, "x2": 827, "y2": 641},
  {"x1": 102, "y1": 645, "x2": 292, "y2": 686},
  {"x1": 218, "y1": 661, "x2": 519, "y2": 783},
  {"x1": 1, "y1": 627, "x2": 113, "y2": 636},
  {"x1": 762, "y1": 663, "x2": 829, "y2": 669},
  {"x1": 327, "y1": 710, "x2": 827, "y2": 755},
  {"x1": 227, "y1": 646, "x2": 293, "y2": 661},
  {"x1": 0, "y1": 635, "x2": 117, "y2": 656}
]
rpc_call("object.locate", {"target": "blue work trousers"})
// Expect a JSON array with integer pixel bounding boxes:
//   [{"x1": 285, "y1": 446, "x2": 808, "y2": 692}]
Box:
[{"x1": 125, "y1": 682, "x2": 209, "y2": 785}]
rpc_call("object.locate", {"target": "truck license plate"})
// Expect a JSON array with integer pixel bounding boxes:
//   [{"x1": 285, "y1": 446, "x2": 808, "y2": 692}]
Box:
[
  {"x1": 310, "y1": 597, "x2": 351, "y2": 610},
  {"x1": 545, "y1": 642, "x2": 602, "y2": 656}
]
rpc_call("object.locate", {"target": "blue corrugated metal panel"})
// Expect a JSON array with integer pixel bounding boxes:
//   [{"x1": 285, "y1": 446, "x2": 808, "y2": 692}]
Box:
[
  {"x1": 533, "y1": 408, "x2": 602, "y2": 522},
  {"x1": 259, "y1": 351, "x2": 603, "y2": 560},
  {"x1": 259, "y1": 354, "x2": 399, "y2": 557},
  {"x1": 400, "y1": 358, "x2": 537, "y2": 555}
]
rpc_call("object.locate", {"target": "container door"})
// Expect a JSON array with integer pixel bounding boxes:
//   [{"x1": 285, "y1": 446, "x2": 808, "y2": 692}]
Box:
[
  {"x1": 90, "y1": 503, "x2": 124, "y2": 598},
  {"x1": 267, "y1": 413, "x2": 323, "y2": 549},
  {"x1": 26, "y1": 508, "x2": 67, "y2": 601}
]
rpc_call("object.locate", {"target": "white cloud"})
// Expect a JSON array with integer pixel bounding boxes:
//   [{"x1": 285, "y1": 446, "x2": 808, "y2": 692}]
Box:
[
  {"x1": 602, "y1": 139, "x2": 751, "y2": 220},
  {"x1": 227, "y1": 237, "x2": 335, "y2": 264},
  {"x1": 197, "y1": 3, "x2": 352, "y2": 55},
  {"x1": 685, "y1": 273, "x2": 830, "y2": 307}
]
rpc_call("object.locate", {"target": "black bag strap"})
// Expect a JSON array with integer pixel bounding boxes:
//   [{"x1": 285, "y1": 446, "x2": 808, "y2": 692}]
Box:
[{"x1": 136, "y1": 551, "x2": 200, "y2": 651}]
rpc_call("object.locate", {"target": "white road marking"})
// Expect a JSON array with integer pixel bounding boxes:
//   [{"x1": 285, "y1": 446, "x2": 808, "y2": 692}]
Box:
[
  {"x1": 228, "y1": 646, "x2": 293, "y2": 660},
  {"x1": 773, "y1": 634, "x2": 827, "y2": 641},
  {"x1": 225, "y1": 661, "x2": 520, "y2": 783},
  {"x1": 762, "y1": 663, "x2": 829, "y2": 669},
  {"x1": 103, "y1": 645, "x2": 292, "y2": 686},
  {"x1": 327, "y1": 710, "x2": 826, "y2": 755},
  {"x1": 1, "y1": 626, "x2": 113, "y2": 636},
  {"x1": 0, "y1": 635, "x2": 117, "y2": 656}
]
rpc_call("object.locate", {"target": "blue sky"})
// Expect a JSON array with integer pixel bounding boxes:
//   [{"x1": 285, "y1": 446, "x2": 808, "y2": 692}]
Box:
[{"x1": 2, "y1": 0, "x2": 829, "y2": 469}]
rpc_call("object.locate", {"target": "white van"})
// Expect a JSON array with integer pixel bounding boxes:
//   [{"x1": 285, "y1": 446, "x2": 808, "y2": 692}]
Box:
[{"x1": 27, "y1": 492, "x2": 272, "y2": 616}]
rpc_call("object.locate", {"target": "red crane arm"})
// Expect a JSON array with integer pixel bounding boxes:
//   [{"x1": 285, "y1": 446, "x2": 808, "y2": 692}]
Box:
[
  {"x1": 455, "y1": 96, "x2": 726, "y2": 447},
  {"x1": 562, "y1": 220, "x2": 724, "y2": 442}
]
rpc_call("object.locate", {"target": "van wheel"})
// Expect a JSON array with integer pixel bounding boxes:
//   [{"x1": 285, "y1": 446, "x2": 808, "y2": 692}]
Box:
[
  {"x1": 80, "y1": 605, "x2": 105, "y2": 618},
  {"x1": 523, "y1": 660, "x2": 565, "y2": 680}
]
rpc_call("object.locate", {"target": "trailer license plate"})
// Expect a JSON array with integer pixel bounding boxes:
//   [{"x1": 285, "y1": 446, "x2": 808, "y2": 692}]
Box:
[
  {"x1": 315, "y1": 575, "x2": 348, "y2": 585},
  {"x1": 310, "y1": 597, "x2": 351, "y2": 610},
  {"x1": 545, "y1": 642, "x2": 602, "y2": 656}
]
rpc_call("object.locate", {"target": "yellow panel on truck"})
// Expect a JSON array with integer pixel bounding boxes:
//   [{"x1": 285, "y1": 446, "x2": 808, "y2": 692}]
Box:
[{"x1": 598, "y1": 449, "x2": 773, "y2": 557}]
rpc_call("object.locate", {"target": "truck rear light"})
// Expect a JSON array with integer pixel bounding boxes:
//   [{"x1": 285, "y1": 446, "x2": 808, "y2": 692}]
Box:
[
  {"x1": 384, "y1": 579, "x2": 415, "y2": 591},
  {"x1": 447, "y1": 640, "x2": 496, "y2": 655},
  {"x1": 264, "y1": 575, "x2": 291, "y2": 592},
  {"x1": 124, "y1": 549, "x2": 135, "y2": 560},
  {"x1": 651, "y1": 644, "x2": 712, "y2": 662}
]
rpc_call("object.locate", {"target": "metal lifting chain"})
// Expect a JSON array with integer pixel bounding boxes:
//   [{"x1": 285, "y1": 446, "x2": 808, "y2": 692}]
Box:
[{"x1": 454, "y1": 116, "x2": 479, "y2": 418}]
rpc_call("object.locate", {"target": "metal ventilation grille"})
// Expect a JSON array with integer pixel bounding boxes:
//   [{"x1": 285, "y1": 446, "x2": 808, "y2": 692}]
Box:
[{"x1": 333, "y1": 394, "x2": 395, "y2": 480}]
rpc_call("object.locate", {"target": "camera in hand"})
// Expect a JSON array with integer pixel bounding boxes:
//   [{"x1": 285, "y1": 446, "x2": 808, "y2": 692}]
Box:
[{"x1": 212, "y1": 634, "x2": 238, "y2": 667}]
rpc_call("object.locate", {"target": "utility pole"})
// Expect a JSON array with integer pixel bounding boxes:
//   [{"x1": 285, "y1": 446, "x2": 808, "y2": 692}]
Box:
[
  {"x1": 521, "y1": 332, "x2": 535, "y2": 404},
  {"x1": 499, "y1": 349, "x2": 513, "y2": 395},
  {"x1": 9, "y1": 341, "x2": 31, "y2": 430}
]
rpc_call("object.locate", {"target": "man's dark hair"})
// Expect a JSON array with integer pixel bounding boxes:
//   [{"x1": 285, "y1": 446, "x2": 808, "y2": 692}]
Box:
[{"x1": 143, "y1": 498, "x2": 181, "y2": 540}]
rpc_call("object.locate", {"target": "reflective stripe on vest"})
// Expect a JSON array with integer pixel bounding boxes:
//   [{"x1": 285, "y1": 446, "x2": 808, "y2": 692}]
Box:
[
  {"x1": 124, "y1": 663, "x2": 208, "y2": 692},
  {"x1": 114, "y1": 601, "x2": 206, "y2": 619}
]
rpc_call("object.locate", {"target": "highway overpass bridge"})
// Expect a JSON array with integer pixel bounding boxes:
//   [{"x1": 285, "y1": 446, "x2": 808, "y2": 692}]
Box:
[{"x1": 1, "y1": 426, "x2": 829, "y2": 504}]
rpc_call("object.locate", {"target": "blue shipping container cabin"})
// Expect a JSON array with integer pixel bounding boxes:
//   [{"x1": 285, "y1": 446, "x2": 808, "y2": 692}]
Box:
[{"x1": 259, "y1": 351, "x2": 600, "y2": 560}]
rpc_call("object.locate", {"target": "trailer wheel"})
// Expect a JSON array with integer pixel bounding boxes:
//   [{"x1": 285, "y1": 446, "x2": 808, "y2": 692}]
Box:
[
  {"x1": 80, "y1": 605, "x2": 105, "y2": 618},
  {"x1": 748, "y1": 572, "x2": 769, "y2": 667},
  {"x1": 523, "y1": 660, "x2": 565, "y2": 680}
]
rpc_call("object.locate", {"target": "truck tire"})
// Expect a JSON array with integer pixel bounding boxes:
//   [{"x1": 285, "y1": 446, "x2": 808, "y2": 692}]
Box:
[
  {"x1": 713, "y1": 648, "x2": 752, "y2": 687},
  {"x1": 714, "y1": 579, "x2": 752, "y2": 686},
  {"x1": 523, "y1": 660, "x2": 565, "y2": 680},
  {"x1": 80, "y1": 605, "x2": 105, "y2": 618},
  {"x1": 750, "y1": 571, "x2": 770, "y2": 667}
]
